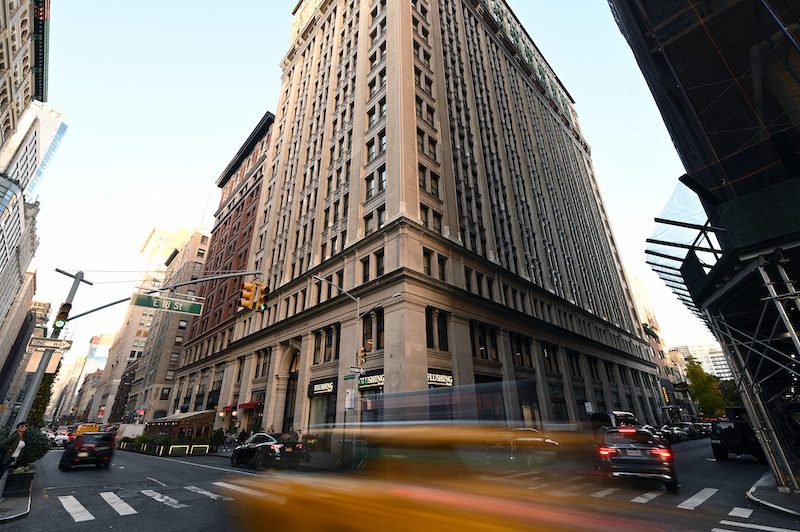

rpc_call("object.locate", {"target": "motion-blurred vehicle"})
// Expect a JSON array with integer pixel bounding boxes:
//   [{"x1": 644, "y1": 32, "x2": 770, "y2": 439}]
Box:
[
  {"x1": 640, "y1": 425, "x2": 669, "y2": 444},
  {"x1": 660, "y1": 425, "x2": 687, "y2": 443},
  {"x1": 230, "y1": 432, "x2": 303, "y2": 470},
  {"x1": 230, "y1": 424, "x2": 646, "y2": 531},
  {"x1": 51, "y1": 432, "x2": 71, "y2": 447},
  {"x1": 589, "y1": 411, "x2": 639, "y2": 433},
  {"x1": 59, "y1": 432, "x2": 115, "y2": 470},
  {"x1": 597, "y1": 427, "x2": 678, "y2": 493},
  {"x1": 674, "y1": 422, "x2": 699, "y2": 439},
  {"x1": 74, "y1": 423, "x2": 102, "y2": 437},
  {"x1": 711, "y1": 406, "x2": 764, "y2": 461},
  {"x1": 487, "y1": 427, "x2": 560, "y2": 467},
  {"x1": 696, "y1": 423, "x2": 712, "y2": 437}
]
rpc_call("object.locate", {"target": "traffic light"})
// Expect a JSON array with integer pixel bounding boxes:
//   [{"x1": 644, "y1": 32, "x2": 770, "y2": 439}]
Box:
[
  {"x1": 358, "y1": 347, "x2": 366, "y2": 366},
  {"x1": 256, "y1": 282, "x2": 268, "y2": 312},
  {"x1": 240, "y1": 282, "x2": 257, "y2": 310},
  {"x1": 53, "y1": 302, "x2": 72, "y2": 329}
]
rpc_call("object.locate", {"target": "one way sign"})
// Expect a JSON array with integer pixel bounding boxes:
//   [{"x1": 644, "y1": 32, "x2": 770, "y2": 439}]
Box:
[{"x1": 29, "y1": 337, "x2": 73, "y2": 351}]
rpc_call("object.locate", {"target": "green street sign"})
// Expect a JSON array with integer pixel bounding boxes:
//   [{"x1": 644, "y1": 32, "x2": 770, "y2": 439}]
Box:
[
  {"x1": 343, "y1": 374, "x2": 355, "y2": 381},
  {"x1": 131, "y1": 293, "x2": 204, "y2": 316}
]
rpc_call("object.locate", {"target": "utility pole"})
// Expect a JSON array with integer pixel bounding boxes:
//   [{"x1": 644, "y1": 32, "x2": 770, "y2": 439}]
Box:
[{"x1": 13, "y1": 269, "x2": 92, "y2": 426}]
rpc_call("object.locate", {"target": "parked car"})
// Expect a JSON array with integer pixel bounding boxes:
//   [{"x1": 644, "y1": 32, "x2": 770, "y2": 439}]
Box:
[
  {"x1": 597, "y1": 427, "x2": 678, "y2": 493},
  {"x1": 660, "y1": 425, "x2": 688, "y2": 443},
  {"x1": 711, "y1": 406, "x2": 764, "y2": 461},
  {"x1": 674, "y1": 422, "x2": 700, "y2": 439},
  {"x1": 486, "y1": 427, "x2": 560, "y2": 467},
  {"x1": 230, "y1": 432, "x2": 304, "y2": 470},
  {"x1": 59, "y1": 432, "x2": 115, "y2": 470}
]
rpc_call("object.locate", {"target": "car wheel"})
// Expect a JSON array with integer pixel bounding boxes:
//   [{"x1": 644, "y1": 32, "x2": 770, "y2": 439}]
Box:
[
  {"x1": 254, "y1": 452, "x2": 265, "y2": 471},
  {"x1": 230, "y1": 453, "x2": 239, "y2": 467},
  {"x1": 712, "y1": 445, "x2": 728, "y2": 460},
  {"x1": 665, "y1": 481, "x2": 679, "y2": 494},
  {"x1": 58, "y1": 460, "x2": 70, "y2": 471}
]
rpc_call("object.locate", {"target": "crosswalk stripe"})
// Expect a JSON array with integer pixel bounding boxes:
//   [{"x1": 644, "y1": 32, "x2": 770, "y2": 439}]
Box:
[
  {"x1": 58, "y1": 495, "x2": 95, "y2": 522},
  {"x1": 213, "y1": 481, "x2": 266, "y2": 498},
  {"x1": 719, "y1": 520, "x2": 800, "y2": 532},
  {"x1": 553, "y1": 481, "x2": 595, "y2": 496},
  {"x1": 678, "y1": 487, "x2": 718, "y2": 510},
  {"x1": 712, "y1": 528, "x2": 742, "y2": 532},
  {"x1": 631, "y1": 489, "x2": 664, "y2": 504},
  {"x1": 591, "y1": 488, "x2": 618, "y2": 498},
  {"x1": 140, "y1": 489, "x2": 189, "y2": 509},
  {"x1": 729, "y1": 507, "x2": 754, "y2": 519},
  {"x1": 99, "y1": 492, "x2": 137, "y2": 516},
  {"x1": 184, "y1": 485, "x2": 233, "y2": 501},
  {"x1": 503, "y1": 470, "x2": 541, "y2": 479}
]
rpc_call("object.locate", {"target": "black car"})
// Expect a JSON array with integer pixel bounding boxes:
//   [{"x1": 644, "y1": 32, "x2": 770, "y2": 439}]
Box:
[
  {"x1": 597, "y1": 427, "x2": 678, "y2": 493},
  {"x1": 711, "y1": 406, "x2": 764, "y2": 461},
  {"x1": 230, "y1": 432, "x2": 304, "y2": 470},
  {"x1": 59, "y1": 432, "x2": 115, "y2": 470}
]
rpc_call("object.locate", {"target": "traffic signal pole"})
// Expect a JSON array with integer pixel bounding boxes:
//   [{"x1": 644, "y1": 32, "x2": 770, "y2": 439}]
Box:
[{"x1": 12, "y1": 270, "x2": 93, "y2": 427}]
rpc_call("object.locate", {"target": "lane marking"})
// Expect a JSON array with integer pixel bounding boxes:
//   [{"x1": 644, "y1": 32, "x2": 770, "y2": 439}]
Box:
[
  {"x1": 503, "y1": 470, "x2": 541, "y2": 479},
  {"x1": 553, "y1": 481, "x2": 595, "y2": 496},
  {"x1": 99, "y1": 492, "x2": 137, "y2": 516},
  {"x1": 719, "y1": 520, "x2": 800, "y2": 532},
  {"x1": 213, "y1": 481, "x2": 286, "y2": 503},
  {"x1": 591, "y1": 488, "x2": 618, "y2": 498},
  {"x1": 58, "y1": 495, "x2": 95, "y2": 522},
  {"x1": 712, "y1": 529, "x2": 742, "y2": 532},
  {"x1": 678, "y1": 487, "x2": 718, "y2": 510},
  {"x1": 154, "y1": 456, "x2": 265, "y2": 477},
  {"x1": 140, "y1": 489, "x2": 189, "y2": 509},
  {"x1": 631, "y1": 489, "x2": 665, "y2": 504},
  {"x1": 147, "y1": 477, "x2": 167, "y2": 487},
  {"x1": 729, "y1": 507, "x2": 754, "y2": 518},
  {"x1": 184, "y1": 485, "x2": 233, "y2": 501}
]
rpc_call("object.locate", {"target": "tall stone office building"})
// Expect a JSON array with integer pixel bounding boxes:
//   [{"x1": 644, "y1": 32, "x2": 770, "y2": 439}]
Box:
[{"x1": 177, "y1": 0, "x2": 660, "y2": 437}]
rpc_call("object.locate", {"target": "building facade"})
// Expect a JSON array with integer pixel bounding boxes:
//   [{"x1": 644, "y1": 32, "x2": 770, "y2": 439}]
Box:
[
  {"x1": 173, "y1": 0, "x2": 659, "y2": 439},
  {"x1": 130, "y1": 230, "x2": 210, "y2": 423}
]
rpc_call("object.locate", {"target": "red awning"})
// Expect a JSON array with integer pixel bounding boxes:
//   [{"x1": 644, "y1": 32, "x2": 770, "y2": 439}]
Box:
[
  {"x1": 237, "y1": 401, "x2": 263, "y2": 410},
  {"x1": 222, "y1": 405, "x2": 235, "y2": 412}
]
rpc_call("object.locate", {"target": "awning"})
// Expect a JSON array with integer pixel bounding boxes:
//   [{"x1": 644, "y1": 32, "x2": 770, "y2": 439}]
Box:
[
  {"x1": 237, "y1": 401, "x2": 264, "y2": 410},
  {"x1": 222, "y1": 405, "x2": 236, "y2": 413},
  {"x1": 146, "y1": 410, "x2": 214, "y2": 423}
]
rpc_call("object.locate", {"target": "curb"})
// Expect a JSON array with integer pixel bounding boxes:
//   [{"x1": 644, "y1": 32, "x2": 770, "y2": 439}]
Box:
[
  {"x1": 746, "y1": 471, "x2": 800, "y2": 517},
  {"x1": 0, "y1": 484, "x2": 32, "y2": 522}
]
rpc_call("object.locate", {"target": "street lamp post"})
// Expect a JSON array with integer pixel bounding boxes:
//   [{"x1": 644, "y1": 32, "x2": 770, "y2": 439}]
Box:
[{"x1": 312, "y1": 274, "x2": 400, "y2": 461}]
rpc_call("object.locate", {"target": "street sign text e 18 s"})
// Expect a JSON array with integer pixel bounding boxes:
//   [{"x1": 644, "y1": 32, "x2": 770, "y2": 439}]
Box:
[{"x1": 131, "y1": 293, "x2": 203, "y2": 316}]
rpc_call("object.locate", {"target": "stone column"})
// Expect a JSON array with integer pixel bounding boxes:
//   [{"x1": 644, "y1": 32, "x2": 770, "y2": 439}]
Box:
[
  {"x1": 531, "y1": 341, "x2": 551, "y2": 421},
  {"x1": 449, "y1": 315, "x2": 477, "y2": 420},
  {"x1": 383, "y1": 299, "x2": 427, "y2": 418},
  {"x1": 293, "y1": 332, "x2": 316, "y2": 434},
  {"x1": 558, "y1": 347, "x2": 578, "y2": 423},
  {"x1": 498, "y1": 330, "x2": 521, "y2": 423},
  {"x1": 612, "y1": 365, "x2": 631, "y2": 411}
]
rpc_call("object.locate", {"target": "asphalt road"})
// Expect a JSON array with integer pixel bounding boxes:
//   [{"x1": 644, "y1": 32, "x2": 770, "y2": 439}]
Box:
[{"x1": 6, "y1": 438, "x2": 800, "y2": 531}]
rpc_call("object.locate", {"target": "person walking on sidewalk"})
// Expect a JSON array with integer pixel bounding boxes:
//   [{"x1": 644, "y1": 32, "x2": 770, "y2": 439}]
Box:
[{"x1": 0, "y1": 422, "x2": 28, "y2": 477}]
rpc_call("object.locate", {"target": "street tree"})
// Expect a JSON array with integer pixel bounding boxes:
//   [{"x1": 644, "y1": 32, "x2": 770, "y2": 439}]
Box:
[{"x1": 685, "y1": 356, "x2": 726, "y2": 417}]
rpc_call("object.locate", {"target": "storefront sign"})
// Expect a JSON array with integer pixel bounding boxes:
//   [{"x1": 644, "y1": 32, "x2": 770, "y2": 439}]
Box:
[
  {"x1": 308, "y1": 378, "x2": 336, "y2": 397},
  {"x1": 359, "y1": 373, "x2": 384, "y2": 389},
  {"x1": 427, "y1": 370, "x2": 453, "y2": 387}
]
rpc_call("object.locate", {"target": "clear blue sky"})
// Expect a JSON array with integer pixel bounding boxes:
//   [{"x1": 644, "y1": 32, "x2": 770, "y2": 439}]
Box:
[{"x1": 31, "y1": 1, "x2": 713, "y2": 364}]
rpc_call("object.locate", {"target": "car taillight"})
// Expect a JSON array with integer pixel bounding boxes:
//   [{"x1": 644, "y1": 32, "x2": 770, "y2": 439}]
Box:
[
  {"x1": 618, "y1": 428, "x2": 636, "y2": 433},
  {"x1": 651, "y1": 449, "x2": 671, "y2": 459},
  {"x1": 599, "y1": 447, "x2": 617, "y2": 456},
  {"x1": 296, "y1": 443, "x2": 303, "y2": 449},
  {"x1": 270, "y1": 444, "x2": 282, "y2": 451}
]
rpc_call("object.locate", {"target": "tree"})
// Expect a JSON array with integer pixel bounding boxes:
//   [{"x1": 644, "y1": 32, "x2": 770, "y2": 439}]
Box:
[
  {"x1": 685, "y1": 356, "x2": 726, "y2": 417},
  {"x1": 28, "y1": 371, "x2": 57, "y2": 427},
  {"x1": 719, "y1": 379, "x2": 741, "y2": 406}
]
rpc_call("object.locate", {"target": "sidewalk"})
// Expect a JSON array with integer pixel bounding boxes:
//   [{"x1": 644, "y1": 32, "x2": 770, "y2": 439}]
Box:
[{"x1": 746, "y1": 471, "x2": 800, "y2": 516}]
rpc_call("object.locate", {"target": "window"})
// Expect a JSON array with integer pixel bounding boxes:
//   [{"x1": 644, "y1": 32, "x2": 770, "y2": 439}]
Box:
[
  {"x1": 430, "y1": 172, "x2": 440, "y2": 198},
  {"x1": 543, "y1": 343, "x2": 560, "y2": 373},
  {"x1": 363, "y1": 313, "x2": 373, "y2": 352},
  {"x1": 170, "y1": 352, "x2": 179, "y2": 363},
  {"x1": 375, "y1": 308, "x2": 385, "y2": 349},
  {"x1": 364, "y1": 213, "x2": 374, "y2": 235},
  {"x1": 464, "y1": 266, "x2": 473, "y2": 291},
  {"x1": 423, "y1": 249, "x2": 432, "y2": 276},
  {"x1": 160, "y1": 388, "x2": 171, "y2": 401},
  {"x1": 437, "y1": 311, "x2": 449, "y2": 351},
  {"x1": 432, "y1": 212, "x2": 442, "y2": 234},
  {"x1": 420, "y1": 204, "x2": 429, "y2": 227},
  {"x1": 174, "y1": 336, "x2": 184, "y2": 345},
  {"x1": 362, "y1": 256, "x2": 370, "y2": 283},
  {"x1": 375, "y1": 250, "x2": 385, "y2": 276},
  {"x1": 437, "y1": 255, "x2": 446, "y2": 281},
  {"x1": 197, "y1": 249, "x2": 206, "y2": 258},
  {"x1": 377, "y1": 165, "x2": 386, "y2": 191},
  {"x1": 425, "y1": 307, "x2": 435, "y2": 349},
  {"x1": 165, "y1": 371, "x2": 175, "y2": 381},
  {"x1": 377, "y1": 206, "x2": 386, "y2": 228},
  {"x1": 178, "y1": 320, "x2": 188, "y2": 330}
]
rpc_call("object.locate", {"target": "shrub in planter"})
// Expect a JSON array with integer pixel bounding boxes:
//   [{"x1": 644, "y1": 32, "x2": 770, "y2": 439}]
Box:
[
  {"x1": 17, "y1": 427, "x2": 49, "y2": 468},
  {"x1": 210, "y1": 429, "x2": 224, "y2": 452}
]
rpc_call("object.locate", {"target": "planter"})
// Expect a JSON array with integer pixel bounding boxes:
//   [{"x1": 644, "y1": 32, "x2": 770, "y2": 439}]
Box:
[{"x1": 3, "y1": 471, "x2": 34, "y2": 497}]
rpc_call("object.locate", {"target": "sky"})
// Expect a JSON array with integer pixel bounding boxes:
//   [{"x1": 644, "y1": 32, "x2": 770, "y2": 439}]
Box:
[{"x1": 30, "y1": 0, "x2": 715, "y2": 365}]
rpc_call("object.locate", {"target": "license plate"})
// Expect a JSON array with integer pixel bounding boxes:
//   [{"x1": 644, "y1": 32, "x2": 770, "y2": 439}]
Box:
[
  {"x1": 77, "y1": 452, "x2": 89, "y2": 457},
  {"x1": 626, "y1": 449, "x2": 642, "y2": 456},
  {"x1": 285, "y1": 447, "x2": 292, "y2": 452}
]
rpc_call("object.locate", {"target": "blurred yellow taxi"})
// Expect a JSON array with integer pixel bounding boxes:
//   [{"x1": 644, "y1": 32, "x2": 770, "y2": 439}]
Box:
[{"x1": 230, "y1": 424, "x2": 644, "y2": 531}]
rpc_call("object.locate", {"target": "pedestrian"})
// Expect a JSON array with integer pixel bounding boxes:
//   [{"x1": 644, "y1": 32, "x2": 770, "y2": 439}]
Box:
[
  {"x1": 237, "y1": 429, "x2": 249, "y2": 445},
  {"x1": 0, "y1": 421, "x2": 28, "y2": 477},
  {"x1": 224, "y1": 433, "x2": 235, "y2": 452}
]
